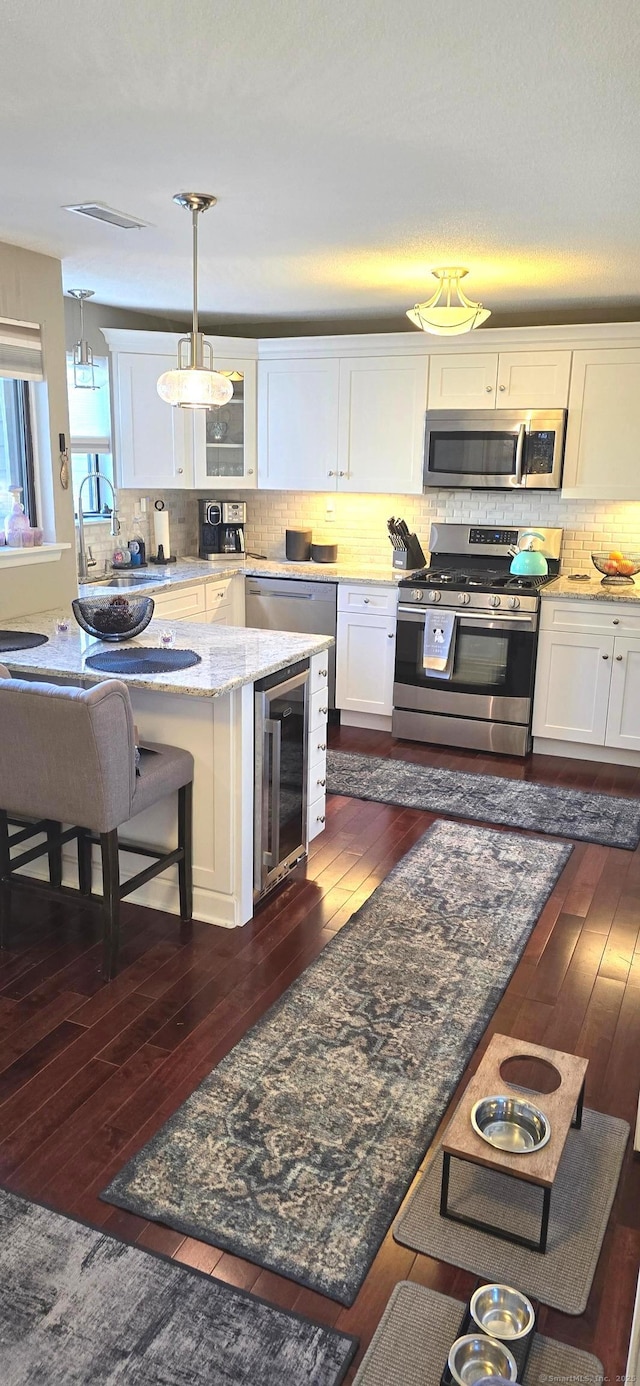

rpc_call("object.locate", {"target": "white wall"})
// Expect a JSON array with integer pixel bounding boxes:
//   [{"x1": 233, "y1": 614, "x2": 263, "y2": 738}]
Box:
[{"x1": 0, "y1": 239, "x2": 75, "y2": 620}]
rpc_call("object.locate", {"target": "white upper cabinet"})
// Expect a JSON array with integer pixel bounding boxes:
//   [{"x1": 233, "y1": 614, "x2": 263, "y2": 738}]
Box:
[
  {"x1": 258, "y1": 357, "x2": 341, "y2": 491},
  {"x1": 192, "y1": 358, "x2": 257, "y2": 490},
  {"x1": 427, "y1": 349, "x2": 571, "y2": 411},
  {"x1": 336, "y1": 357, "x2": 428, "y2": 494},
  {"x1": 495, "y1": 351, "x2": 572, "y2": 408},
  {"x1": 258, "y1": 353, "x2": 427, "y2": 493},
  {"x1": 111, "y1": 352, "x2": 190, "y2": 489},
  {"x1": 562, "y1": 349, "x2": 640, "y2": 498},
  {"x1": 427, "y1": 353, "x2": 498, "y2": 410}
]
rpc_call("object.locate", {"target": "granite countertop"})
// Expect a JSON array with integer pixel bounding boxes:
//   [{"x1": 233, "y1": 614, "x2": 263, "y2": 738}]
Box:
[
  {"x1": 79, "y1": 555, "x2": 414, "y2": 599},
  {"x1": 543, "y1": 575, "x2": 640, "y2": 602},
  {"x1": 0, "y1": 609, "x2": 333, "y2": 700}
]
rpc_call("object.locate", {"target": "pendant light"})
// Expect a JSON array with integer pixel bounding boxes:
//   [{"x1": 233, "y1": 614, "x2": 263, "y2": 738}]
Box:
[
  {"x1": 68, "y1": 289, "x2": 98, "y2": 389},
  {"x1": 406, "y1": 267, "x2": 491, "y2": 335},
  {"x1": 157, "y1": 194, "x2": 233, "y2": 409}
]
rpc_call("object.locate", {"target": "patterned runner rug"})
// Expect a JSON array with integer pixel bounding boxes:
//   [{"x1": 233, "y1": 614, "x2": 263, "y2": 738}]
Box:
[
  {"x1": 327, "y1": 749, "x2": 640, "y2": 848},
  {"x1": 102, "y1": 821, "x2": 571, "y2": 1306},
  {"x1": 0, "y1": 1188, "x2": 357, "y2": 1385}
]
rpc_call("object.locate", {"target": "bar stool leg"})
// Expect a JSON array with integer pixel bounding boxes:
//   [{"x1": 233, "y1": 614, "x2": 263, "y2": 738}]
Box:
[
  {"x1": 77, "y1": 828, "x2": 93, "y2": 897},
  {"x1": 100, "y1": 830, "x2": 121, "y2": 979},
  {"x1": 46, "y1": 820, "x2": 63, "y2": 889},
  {"x1": 178, "y1": 782, "x2": 193, "y2": 923},
  {"x1": 0, "y1": 810, "x2": 11, "y2": 949}
]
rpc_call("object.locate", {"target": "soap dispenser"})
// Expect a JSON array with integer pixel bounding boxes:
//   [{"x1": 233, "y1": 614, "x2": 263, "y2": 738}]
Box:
[{"x1": 4, "y1": 489, "x2": 30, "y2": 547}]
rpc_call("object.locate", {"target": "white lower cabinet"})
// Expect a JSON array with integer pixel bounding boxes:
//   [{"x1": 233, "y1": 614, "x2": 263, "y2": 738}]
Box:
[
  {"x1": 533, "y1": 599, "x2": 640, "y2": 753},
  {"x1": 533, "y1": 629, "x2": 613, "y2": 743},
  {"x1": 335, "y1": 585, "x2": 397, "y2": 718}
]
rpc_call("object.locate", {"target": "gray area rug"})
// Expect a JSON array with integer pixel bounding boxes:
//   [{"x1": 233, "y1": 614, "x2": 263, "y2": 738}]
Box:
[
  {"x1": 102, "y1": 821, "x2": 571, "y2": 1305},
  {"x1": 394, "y1": 1108, "x2": 629, "y2": 1315},
  {"x1": 0, "y1": 1188, "x2": 357, "y2": 1385},
  {"x1": 352, "y1": 1281, "x2": 603, "y2": 1386},
  {"x1": 327, "y1": 748, "x2": 640, "y2": 848}
]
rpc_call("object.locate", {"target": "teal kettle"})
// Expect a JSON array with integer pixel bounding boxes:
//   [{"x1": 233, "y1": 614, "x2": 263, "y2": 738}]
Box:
[{"x1": 509, "y1": 530, "x2": 549, "y2": 577}]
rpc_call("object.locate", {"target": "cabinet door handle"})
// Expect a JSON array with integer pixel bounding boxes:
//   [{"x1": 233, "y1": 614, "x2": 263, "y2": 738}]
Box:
[
  {"x1": 387, "y1": 632, "x2": 394, "y2": 638},
  {"x1": 602, "y1": 654, "x2": 609, "y2": 660},
  {"x1": 339, "y1": 470, "x2": 347, "y2": 477},
  {"x1": 319, "y1": 706, "x2": 328, "y2": 715},
  {"x1": 248, "y1": 468, "x2": 254, "y2": 475},
  {"x1": 317, "y1": 742, "x2": 326, "y2": 751},
  {"x1": 177, "y1": 467, "x2": 184, "y2": 474},
  {"x1": 319, "y1": 669, "x2": 328, "y2": 677},
  {"x1": 499, "y1": 384, "x2": 506, "y2": 391},
  {"x1": 316, "y1": 814, "x2": 326, "y2": 824},
  {"x1": 328, "y1": 470, "x2": 336, "y2": 476},
  {"x1": 616, "y1": 655, "x2": 623, "y2": 661},
  {"x1": 485, "y1": 385, "x2": 493, "y2": 392},
  {"x1": 317, "y1": 778, "x2": 326, "y2": 787}
]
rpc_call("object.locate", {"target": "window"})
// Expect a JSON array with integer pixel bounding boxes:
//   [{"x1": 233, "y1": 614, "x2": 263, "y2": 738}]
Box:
[
  {"x1": 66, "y1": 354, "x2": 113, "y2": 519},
  {"x1": 0, "y1": 378, "x2": 37, "y2": 524}
]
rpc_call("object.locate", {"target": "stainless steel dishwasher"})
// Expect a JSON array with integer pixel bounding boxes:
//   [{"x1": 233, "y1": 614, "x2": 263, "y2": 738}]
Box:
[{"x1": 245, "y1": 576, "x2": 338, "y2": 707}]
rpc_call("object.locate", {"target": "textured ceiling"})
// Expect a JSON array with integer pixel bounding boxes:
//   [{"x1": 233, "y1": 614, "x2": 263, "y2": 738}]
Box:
[{"x1": 0, "y1": 0, "x2": 639, "y2": 325}]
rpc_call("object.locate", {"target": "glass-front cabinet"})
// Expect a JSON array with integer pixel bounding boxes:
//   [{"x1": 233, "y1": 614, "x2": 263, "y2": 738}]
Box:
[{"x1": 192, "y1": 357, "x2": 257, "y2": 490}]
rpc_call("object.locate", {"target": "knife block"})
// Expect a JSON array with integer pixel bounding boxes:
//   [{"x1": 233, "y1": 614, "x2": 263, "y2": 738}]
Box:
[{"x1": 391, "y1": 534, "x2": 426, "y2": 570}]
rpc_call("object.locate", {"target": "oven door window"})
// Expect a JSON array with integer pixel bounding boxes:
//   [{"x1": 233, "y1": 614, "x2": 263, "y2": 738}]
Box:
[
  {"x1": 428, "y1": 431, "x2": 517, "y2": 478},
  {"x1": 395, "y1": 616, "x2": 535, "y2": 699}
]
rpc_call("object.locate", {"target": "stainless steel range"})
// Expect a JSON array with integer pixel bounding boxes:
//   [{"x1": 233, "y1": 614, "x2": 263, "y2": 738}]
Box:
[{"x1": 392, "y1": 523, "x2": 562, "y2": 756}]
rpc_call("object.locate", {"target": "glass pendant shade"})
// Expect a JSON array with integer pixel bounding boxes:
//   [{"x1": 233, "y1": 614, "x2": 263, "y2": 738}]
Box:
[
  {"x1": 158, "y1": 193, "x2": 233, "y2": 410},
  {"x1": 407, "y1": 267, "x2": 491, "y2": 335},
  {"x1": 69, "y1": 290, "x2": 98, "y2": 388},
  {"x1": 157, "y1": 362, "x2": 234, "y2": 408}
]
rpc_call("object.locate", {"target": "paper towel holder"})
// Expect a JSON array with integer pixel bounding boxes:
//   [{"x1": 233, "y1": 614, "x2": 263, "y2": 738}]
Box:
[{"x1": 149, "y1": 499, "x2": 177, "y2": 564}]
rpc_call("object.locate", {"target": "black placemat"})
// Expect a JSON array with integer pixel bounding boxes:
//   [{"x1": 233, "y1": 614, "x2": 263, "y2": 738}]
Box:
[
  {"x1": 85, "y1": 647, "x2": 202, "y2": 675},
  {"x1": 0, "y1": 631, "x2": 49, "y2": 651}
]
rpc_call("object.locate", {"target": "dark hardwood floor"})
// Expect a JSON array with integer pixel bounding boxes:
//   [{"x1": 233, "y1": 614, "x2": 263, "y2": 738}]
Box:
[{"x1": 1, "y1": 725, "x2": 639, "y2": 1378}]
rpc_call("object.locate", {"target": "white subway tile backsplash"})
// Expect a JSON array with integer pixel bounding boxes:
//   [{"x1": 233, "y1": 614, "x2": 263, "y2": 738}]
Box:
[{"x1": 86, "y1": 487, "x2": 640, "y2": 577}]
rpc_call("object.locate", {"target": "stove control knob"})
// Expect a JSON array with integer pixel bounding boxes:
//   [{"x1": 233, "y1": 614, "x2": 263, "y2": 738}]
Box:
[
  {"x1": 489, "y1": 594, "x2": 501, "y2": 608},
  {"x1": 507, "y1": 595, "x2": 520, "y2": 610},
  {"x1": 411, "y1": 589, "x2": 425, "y2": 601},
  {"x1": 427, "y1": 589, "x2": 441, "y2": 603},
  {"x1": 458, "y1": 592, "x2": 470, "y2": 605}
]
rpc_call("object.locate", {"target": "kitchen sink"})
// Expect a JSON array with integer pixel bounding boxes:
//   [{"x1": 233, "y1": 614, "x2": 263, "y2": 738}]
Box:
[{"x1": 102, "y1": 573, "x2": 166, "y2": 588}]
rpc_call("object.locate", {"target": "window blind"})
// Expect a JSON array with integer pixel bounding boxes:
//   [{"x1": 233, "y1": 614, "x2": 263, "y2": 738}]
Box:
[
  {"x1": 0, "y1": 318, "x2": 44, "y2": 381},
  {"x1": 66, "y1": 355, "x2": 111, "y2": 453}
]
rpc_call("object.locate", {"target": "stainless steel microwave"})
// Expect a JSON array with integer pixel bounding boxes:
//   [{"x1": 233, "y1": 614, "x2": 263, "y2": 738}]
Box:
[{"x1": 423, "y1": 409, "x2": 567, "y2": 490}]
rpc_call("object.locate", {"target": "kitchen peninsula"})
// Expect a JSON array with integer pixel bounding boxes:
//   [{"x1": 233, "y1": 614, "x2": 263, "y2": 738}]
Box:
[{"x1": 0, "y1": 611, "x2": 332, "y2": 928}]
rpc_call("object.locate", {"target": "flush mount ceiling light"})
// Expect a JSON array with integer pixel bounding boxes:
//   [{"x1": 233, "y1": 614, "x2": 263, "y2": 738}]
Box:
[
  {"x1": 406, "y1": 267, "x2": 491, "y2": 335},
  {"x1": 157, "y1": 193, "x2": 233, "y2": 410},
  {"x1": 68, "y1": 289, "x2": 98, "y2": 389}
]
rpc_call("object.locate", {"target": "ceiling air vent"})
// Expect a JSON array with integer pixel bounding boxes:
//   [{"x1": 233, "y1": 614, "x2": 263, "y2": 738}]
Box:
[{"x1": 62, "y1": 202, "x2": 149, "y2": 230}]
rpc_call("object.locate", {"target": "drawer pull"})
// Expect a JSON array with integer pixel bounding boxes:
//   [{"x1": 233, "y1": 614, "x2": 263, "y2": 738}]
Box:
[
  {"x1": 316, "y1": 814, "x2": 326, "y2": 824},
  {"x1": 316, "y1": 777, "x2": 326, "y2": 787},
  {"x1": 363, "y1": 597, "x2": 370, "y2": 604},
  {"x1": 613, "y1": 619, "x2": 620, "y2": 625}
]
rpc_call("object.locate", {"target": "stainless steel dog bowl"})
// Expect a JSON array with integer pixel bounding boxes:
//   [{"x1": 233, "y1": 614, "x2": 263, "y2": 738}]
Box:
[
  {"x1": 469, "y1": 1283, "x2": 535, "y2": 1341},
  {"x1": 447, "y1": 1333, "x2": 517, "y2": 1386},
  {"x1": 471, "y1": 1095, "x2": 551, "y2": 1153}
]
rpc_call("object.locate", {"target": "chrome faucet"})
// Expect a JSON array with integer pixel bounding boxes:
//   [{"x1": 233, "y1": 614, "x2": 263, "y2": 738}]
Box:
[{"x1": 77, "y1": 471, "x2": 120, "y2": 581}]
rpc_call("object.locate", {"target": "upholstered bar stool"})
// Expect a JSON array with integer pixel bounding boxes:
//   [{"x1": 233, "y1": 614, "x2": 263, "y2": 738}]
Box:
[
  {"x1": 0, "y1": 663, "x2": 65, "y2": 890},
  {"x1": 0, "y1": 672, "x2": 194, "y2": 978}
]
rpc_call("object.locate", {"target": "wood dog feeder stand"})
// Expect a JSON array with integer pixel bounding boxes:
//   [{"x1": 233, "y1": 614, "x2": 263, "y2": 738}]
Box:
[{"x1": 440, "y1": 1034, "x2": 588, "y2": 1254}]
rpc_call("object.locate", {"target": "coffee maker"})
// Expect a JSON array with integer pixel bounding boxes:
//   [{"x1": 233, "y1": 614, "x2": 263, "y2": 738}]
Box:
[{"x1": 199, "y1": 500, "x2": 246, "y2": 559}]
